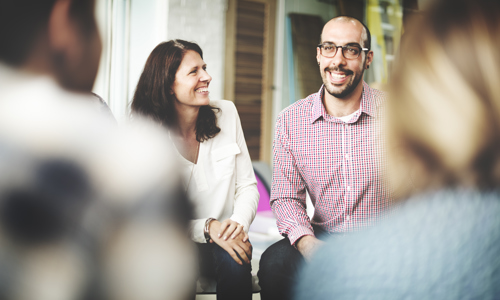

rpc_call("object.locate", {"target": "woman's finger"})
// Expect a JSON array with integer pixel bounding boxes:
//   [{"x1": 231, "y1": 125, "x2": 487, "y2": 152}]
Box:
[
  {"x1": 234, "y1": 245, "x2": 251, "y2": 264},
  {"x1": 242, "y1": 230, "x2": 249, "y2": 242},
  {"x1": 223, "y1": 245, "x2": 244, "y2": 265},
  {"x1": 218, "y1": 220, "x2": 230, "y2": 238},
  {"x1": 231, "y1": 224, "x2": 244, "y2": 239},
  {"x1": 222, "y1": 223, "x2": 237, "y2": 240},
  {"x1": 240, "y1": 241, "x2": 252, "y2": 260}
]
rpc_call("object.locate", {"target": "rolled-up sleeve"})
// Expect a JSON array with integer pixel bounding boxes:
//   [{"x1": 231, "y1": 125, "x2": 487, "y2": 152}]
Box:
[{"x1": 271, "y1": 115, "x2": 314, "y2": 246}]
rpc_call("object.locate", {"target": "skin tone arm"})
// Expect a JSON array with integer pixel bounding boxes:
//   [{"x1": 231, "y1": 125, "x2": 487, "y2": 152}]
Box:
[
  {"x1": 296, "y1": 235, "x2": 325, "y2": 262},
  {"x1": 208, "y1": 219, "x2": 252, "y2": 265}
]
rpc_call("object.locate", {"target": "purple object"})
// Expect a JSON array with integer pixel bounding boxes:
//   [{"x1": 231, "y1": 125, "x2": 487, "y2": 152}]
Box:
[{"x1": 256, "y1": 173, "x2": 271, "y2": 212}]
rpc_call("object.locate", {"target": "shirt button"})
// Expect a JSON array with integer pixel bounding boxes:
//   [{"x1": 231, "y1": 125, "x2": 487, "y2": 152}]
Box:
[
  {"x1": 346, "y1": 215, "x2": 350, "y2": 221},
  {"x1": 346, "y1": 186, "x2": 351, "y2": 191},
  {"x1": 345, "y1": 154, "x2": 350, "y2": 160}
]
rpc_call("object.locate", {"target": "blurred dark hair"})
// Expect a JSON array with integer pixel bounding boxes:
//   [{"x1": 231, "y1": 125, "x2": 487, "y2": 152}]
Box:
[
  {"x1": 131, "y1": 39, "x2": 220, "y2": 142},
  {"x1": 0, "y1": 0, "x2": 98, "y2": 66}
]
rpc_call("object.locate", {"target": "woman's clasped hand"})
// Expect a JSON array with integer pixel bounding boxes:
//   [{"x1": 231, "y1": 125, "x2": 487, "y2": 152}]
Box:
[{"x1": 208, "y1": 219, "x2": 252, "y2": 265}]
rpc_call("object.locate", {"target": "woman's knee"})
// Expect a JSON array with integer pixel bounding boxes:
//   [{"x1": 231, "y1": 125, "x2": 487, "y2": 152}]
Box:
[{"x1": 213, "y1": 245, "x2": 252, "y2": 277}]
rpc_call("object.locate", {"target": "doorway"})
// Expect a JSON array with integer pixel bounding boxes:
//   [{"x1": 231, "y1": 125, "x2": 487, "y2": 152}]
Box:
[{"x1": 225, "y1": 0, "x2": 276, "y2": 163}]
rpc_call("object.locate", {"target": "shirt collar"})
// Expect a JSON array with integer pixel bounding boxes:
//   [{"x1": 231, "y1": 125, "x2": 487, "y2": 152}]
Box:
[
  {"x1": 360, "y1": 81, "x2": 377, "y2": 118},
  {"x1": 310, "y1": 81, "x2": 377, "y2": 124},
  {"x1": 310, "y1": 85, "x2": 327, "y2": 123}
]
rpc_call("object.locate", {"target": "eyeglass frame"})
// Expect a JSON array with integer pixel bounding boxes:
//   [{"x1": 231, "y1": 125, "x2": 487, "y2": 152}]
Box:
[{"x1": 317, "y1": 42, "x2": 369, "y2": 60}]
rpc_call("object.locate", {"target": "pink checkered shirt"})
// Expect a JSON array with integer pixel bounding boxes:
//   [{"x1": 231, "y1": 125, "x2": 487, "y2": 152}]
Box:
[{"x1": 271, "y1": 82, "x2": 393, "y2": 246}]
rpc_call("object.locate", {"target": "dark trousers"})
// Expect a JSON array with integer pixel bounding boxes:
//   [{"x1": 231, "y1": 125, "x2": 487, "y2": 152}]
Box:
[
  {"x1": 196, "y1": 242, "x2": 252, "y2": 300},
  {"x1": 257, "y1": 237, "x2": 303, "y2": 300},
  {"x1": 258, "y1": 227, "x2": 332, "y2": 300}
]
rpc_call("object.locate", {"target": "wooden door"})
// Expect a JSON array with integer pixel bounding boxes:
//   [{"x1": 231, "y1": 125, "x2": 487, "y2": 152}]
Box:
[{"x1": 225, "y1": 0, "x2": 276, "y2": 163}]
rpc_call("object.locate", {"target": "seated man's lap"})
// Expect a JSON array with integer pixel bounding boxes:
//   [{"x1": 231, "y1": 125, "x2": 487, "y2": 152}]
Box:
[
  {"x1": 259, "y1": 238, "x2": 303, "y2": 271},
  {"x1": 258, "y1": 228, "x2": 335, "y2": 300},
  {"x1": 258, "y1": 238, "x2": 304, "y2": 300}
]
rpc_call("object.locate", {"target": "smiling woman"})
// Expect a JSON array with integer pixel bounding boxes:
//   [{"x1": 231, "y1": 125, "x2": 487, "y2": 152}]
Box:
[
  {"x1": 171, "y1": 50, "x2": 212, "y2": 109},
  {"x1": 131, "y1": 39, "x2": 259, "y2": 300},
  {"x1": 131, "y1": 40, "x2": 220, "y2": 142}
]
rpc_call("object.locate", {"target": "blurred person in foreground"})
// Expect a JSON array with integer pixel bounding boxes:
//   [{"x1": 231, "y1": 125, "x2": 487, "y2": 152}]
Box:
[
  {"x1": 258, "y1": 16, "x2": 393, "y2": 300},
  {"x1": 0, "y1": 123, "x2": 196, "y2": 300},
  {"x1": 0, "y1": 0, "x2": 196, "y2": 299},
  {"x1": 131, "y1": 40, "x2": 259, "y2": 299},
  {"x1": 296, "y1": 0, "x2": 500, "y2": 298},
  {"x1": 0, "y1": 0, "x2": 110, "y2": 114}
]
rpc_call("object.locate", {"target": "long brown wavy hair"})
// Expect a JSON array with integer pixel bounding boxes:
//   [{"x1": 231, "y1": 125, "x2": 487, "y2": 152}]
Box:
[{"x1": 131, "y1": 39, "x2": 220, "y2": 142}]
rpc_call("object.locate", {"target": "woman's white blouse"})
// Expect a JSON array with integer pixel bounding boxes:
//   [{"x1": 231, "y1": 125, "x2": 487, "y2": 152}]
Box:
[{"x1": 173, "y1": 100, "x2": 259, "y2": 243}]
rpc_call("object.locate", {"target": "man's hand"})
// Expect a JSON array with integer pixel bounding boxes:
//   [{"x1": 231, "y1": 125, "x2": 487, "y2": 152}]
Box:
[
  {"x1": 209, "y1": 220, "x2": 253, "y2": 265},
  {"x1": 296, "y1": 235, "x2": 325, "y2": 262}
]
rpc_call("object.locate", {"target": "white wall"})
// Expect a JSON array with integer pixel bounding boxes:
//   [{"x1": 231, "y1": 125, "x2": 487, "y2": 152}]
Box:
[
  {"x1": 167, "y1": 0, "x2": 227, "y2": 102},
  {"x1": 128, "y1": 0, "x2": 169, "y2": 108}
]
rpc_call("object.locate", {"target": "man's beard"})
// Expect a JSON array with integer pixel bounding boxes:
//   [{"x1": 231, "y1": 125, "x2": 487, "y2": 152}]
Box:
[{"x1": 322, "y1": 63, "x2": 365, "y2": 99}]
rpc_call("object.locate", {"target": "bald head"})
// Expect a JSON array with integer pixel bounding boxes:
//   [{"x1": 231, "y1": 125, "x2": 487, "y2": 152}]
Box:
[{"x1": 321, "y1": 16, "x2": 371, "y2": 50}]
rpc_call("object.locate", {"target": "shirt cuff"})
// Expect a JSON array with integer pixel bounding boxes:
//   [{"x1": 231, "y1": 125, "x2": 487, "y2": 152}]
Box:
[
  {"x1": 190, "y1": 218, "x2": 210, "y2": 243},
  {"x1": 230, "y1": 215, "x2": 249, "y2": 232},
  {"x1": 287, "y1": 226, "x2": 315, "y2": 247}
]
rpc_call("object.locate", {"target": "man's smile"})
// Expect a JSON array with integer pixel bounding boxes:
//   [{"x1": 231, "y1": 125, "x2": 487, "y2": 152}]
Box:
[{"x1": 325, "y1": 67, "x2": 352, "y2": 84}]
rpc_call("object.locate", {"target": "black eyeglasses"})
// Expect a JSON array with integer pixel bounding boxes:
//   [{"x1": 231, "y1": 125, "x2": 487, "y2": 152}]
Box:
[{"x1": 318, "y1": 42, "x2": 368, "y2": 59}]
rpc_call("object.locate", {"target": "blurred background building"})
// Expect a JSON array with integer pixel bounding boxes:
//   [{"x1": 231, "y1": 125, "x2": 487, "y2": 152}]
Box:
[{"x1": 92, "y1": 0, "x2": 425, "y2": 165}]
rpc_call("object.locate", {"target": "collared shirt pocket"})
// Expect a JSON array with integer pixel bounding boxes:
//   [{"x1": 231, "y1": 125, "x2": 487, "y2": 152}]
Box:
[{"x1": 212, "y1": 143, "x2": 240, "y2": 180}]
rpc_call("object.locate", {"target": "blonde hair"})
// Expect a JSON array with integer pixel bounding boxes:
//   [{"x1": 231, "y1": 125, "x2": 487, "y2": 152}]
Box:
[{"x1": 386, "y1": 0, "x2": 500, "y2": 197}]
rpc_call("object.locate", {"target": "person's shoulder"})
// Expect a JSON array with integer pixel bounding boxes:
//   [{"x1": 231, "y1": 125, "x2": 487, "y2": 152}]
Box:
[
  {"x1": 210, "y1": 99, "x2": 235, "y2": 111},
  {"x1": 363, "y1": 82, "x2": 386, "y2": 106},
  {"x1": 278, "y1": 93, "x2": 317, "y2": 121},
  {"x1": 297, "y1": 188, "x2": 500, "y2": 299},
  {"x1": 311, "y1": 188, "x2": 500, "y2": 267},
  {"x1": 209, "y1": 99, "x2": 238, "y2": 123}
]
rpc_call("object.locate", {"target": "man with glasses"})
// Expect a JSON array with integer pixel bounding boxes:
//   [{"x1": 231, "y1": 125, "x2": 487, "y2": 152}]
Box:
[{"x1": 258, "y1": 16, "x2": 393, "y2": 300}]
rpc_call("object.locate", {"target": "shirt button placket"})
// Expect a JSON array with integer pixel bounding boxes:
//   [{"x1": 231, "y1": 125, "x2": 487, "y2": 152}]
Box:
[
  {"x1": 345, "y1": 123, "x2": 351, "y2": 193},
  {"x1": 345, "y1": 123, "x2": 352, "y2": 227}
]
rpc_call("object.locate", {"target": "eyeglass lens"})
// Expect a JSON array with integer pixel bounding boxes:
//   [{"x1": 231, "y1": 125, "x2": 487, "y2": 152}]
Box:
[{"x1": 321, "y1": 43, "x2": 362, "y2": 59}]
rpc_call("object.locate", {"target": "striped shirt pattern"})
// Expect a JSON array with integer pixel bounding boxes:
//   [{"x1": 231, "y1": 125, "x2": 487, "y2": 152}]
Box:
[{"x1": 271, "y1": 82, "x2": 393, "y2": 246}]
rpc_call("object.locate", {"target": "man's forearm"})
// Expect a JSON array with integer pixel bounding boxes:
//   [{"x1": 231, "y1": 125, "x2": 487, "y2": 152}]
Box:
[{"x1": 296, "y1": 235, "x2": 325, "y2": 261}]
